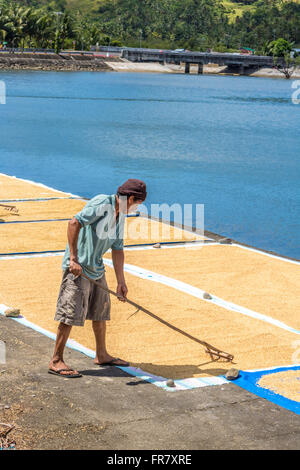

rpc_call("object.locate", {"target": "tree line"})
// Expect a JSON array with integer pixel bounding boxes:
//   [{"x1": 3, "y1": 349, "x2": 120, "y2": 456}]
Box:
[{"x1": 0, "y1": 0, "x2": 299, "y2": 54}]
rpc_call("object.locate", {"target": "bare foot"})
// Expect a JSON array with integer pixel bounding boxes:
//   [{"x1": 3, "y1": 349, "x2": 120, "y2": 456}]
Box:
[{"x1": 49, "y1": 359, "x2": 80, "y2": 376}]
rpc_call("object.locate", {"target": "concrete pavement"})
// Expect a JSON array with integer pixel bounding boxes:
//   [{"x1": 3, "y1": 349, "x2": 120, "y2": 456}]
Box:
[{"x1": 0, "y1": 315, "x2": 299, "y2": 450}]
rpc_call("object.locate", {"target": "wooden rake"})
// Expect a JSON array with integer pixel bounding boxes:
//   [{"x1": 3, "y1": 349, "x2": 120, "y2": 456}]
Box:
[
  {"x1": 0, "y1": 203, "x2": 19, "y2": 215},
  {"x1": 81, "y1": 273, "x2": 234, "y2": 362}
]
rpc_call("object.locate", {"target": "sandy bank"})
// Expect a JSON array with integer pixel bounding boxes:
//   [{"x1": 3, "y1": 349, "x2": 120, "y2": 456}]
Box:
[
  {"x1": 107, "y1": 58, "x2": 300, "y2": 78},
  {"x1": 1, "y1": 52, "x2": 299, "y2": 78}
]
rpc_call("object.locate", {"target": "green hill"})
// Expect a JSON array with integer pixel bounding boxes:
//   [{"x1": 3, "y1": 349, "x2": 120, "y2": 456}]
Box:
[
  {"x1": 222, "y1": 1, "x2": 257, "y2": 22},
  {"x1": 2, "y1": 0, "x2": 300, "y2": 51},
  {"x1": 223, "y1": 0, "x2": 300, "y2": 22},
  {"x1": 26, "y1": 0, "x2": 300, "y2": 20},
  {"x1": 60, "y1": 0, "x2": 300, "y2": 21}
]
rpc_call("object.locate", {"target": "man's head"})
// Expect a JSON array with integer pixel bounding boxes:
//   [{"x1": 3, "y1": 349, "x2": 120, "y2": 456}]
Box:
[{"x1": 116, "y1": 179, "x2": 147, "y2": 214}]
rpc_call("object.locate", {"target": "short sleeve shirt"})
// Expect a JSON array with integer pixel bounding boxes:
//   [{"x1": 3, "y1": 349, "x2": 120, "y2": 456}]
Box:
[{"x1": 62, "y1": 194, "x2": 125, "y2": 279}]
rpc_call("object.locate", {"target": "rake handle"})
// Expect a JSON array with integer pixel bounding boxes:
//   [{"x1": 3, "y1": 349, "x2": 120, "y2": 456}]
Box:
[{"x1": 80, "y1": 272, "x2": 234, "y2": 362}]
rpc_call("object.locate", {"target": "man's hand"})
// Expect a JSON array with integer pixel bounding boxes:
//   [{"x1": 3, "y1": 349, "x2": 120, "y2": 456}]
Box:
[
  {"x1": 67, "y1": 217, "x2": 82, "y2": 276},
  {"x1": 116, "y1": 282, "x2": 128, "y2": 302},
  {"x1": 112, "y1": 249, "x2": 127, "y2": 301},
  {"x1": 69, "y1": 259, "x2": 82, "y2": 277}
]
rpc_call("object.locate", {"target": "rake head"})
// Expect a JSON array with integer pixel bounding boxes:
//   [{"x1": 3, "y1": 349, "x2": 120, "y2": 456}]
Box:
[
  {"x1": 205, "y1": 348, "x2": 234, "y2": 363},
  {"x1": 0, "y1": 204, "x2": 19, "y2": 215}
]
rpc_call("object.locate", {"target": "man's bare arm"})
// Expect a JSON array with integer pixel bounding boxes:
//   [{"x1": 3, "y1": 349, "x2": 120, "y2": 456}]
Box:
[
  {"x1": 112, "y1": 249, "x2": 128, "y2": 302},
  {"x1": 68, "y1": 217, "x2": 82, "y2": 276}
]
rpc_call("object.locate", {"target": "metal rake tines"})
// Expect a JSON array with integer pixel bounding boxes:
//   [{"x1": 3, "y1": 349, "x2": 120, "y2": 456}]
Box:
[{"x1": 205, "y1": 348, "x2": 234, "y2": 362}]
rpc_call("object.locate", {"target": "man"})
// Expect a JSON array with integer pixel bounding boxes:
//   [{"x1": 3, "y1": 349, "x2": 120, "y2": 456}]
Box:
[{"x1": 48, "y1": 179, "x2": 147, "y2": 378}]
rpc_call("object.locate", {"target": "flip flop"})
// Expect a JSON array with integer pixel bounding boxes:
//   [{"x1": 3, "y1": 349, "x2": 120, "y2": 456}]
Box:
[
  {"x1": 48, "y1": 368, "x2": 82, "y2": 378},
  {"x1": 97, "y1": 358, "x2": 130, "y2": 367}
]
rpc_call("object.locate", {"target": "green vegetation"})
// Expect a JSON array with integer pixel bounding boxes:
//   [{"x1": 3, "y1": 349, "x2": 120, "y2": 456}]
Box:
[
  {"x1": 222, "y1": 0, "x2": 256, "y2": 23},
  {"x1": 0, "y1": 0, "x2": 299, "y2": 54},
  {"x1": 263, "y1": 37, "x2": 300, "y2": 78}
]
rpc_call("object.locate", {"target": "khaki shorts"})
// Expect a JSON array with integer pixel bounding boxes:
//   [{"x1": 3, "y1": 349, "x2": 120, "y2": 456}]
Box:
[{"x1": 54, "y1": 270, "x2": 111, "y2": 326}]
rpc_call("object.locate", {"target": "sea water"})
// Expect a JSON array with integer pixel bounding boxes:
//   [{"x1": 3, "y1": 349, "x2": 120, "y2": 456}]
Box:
[{"x1": 0, "y1": 70, "x2": 299, "y2": 259}]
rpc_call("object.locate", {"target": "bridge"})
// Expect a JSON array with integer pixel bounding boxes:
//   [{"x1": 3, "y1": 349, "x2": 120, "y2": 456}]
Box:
[{"x1": 121, "y1": 48, "x2": 284, "y2": 75}]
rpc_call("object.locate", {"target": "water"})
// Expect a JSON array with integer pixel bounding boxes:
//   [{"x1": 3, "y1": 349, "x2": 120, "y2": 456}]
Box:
[{"x1": 0, "y1": 70, "x2": 299, "y2": 259}]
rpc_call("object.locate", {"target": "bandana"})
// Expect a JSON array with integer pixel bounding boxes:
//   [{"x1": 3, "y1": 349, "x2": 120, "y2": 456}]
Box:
[{"x1": 117, "y1": 179, "x2": 147, "y2": 201}]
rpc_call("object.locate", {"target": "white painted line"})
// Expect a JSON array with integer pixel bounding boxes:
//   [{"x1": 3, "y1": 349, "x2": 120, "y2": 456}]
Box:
[
  {"x1": 1, "y1": 250, "x2": 298, "y2": 336},
  {"x1": 176, "y1": 376, "x2": 228, "y2": 388},
  {"x1": 230, "y1": 243, "x2": 300, "y2": 266},
  {"x1": 0, "y1": 304, "x2": 224, "y2": 391},
  {"x1": 245, "y1": 363, "x2": 300, "y2": 372},
  {"x1": 0, "y1": 252, "x2": 63, "y2": 261},
  {"x1": 103, "y1": 259, "x2": 300, "y2": 336},
  {"x1": 126, "y1": 240, "x2": 300, "y2": 264}
]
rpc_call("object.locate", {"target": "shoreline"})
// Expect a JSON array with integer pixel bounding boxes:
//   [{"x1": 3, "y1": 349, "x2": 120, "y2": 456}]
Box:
[
  {"x1": 2, "y1": 172, "x2": 299, "y2": 263},
  {"x1": 0, "y1": 53, "x2": 299, "y2": 78},
  {"x1": 107, "y1": 59, "x2": 300, "y2": 79}
]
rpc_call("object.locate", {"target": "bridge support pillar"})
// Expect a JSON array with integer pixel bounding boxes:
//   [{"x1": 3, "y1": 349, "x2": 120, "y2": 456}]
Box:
[
  {"x1": 185, "y1": 62, "x2": 190, "y2": 74},
  {"x1": 225, "y1": 63, "x2": 247, "y2": 75},
  {"x1": 197, "y1": 63, "x2": 203, "y2": 74}
]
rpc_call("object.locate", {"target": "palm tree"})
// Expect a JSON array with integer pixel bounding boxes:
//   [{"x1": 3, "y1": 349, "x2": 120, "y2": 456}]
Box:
[
  {"x1": 35, "y1": 11, "x2": 55, "y2": 49},
  {"x1": 0, "y1": 3, "x2": 12, "y2": 47},
  {"x1": 56, "y1": 12, "x2": 75, "y2": 51},
  {"x1": 2, "y1": 4, "x2": 30, "y2": 49},
  {"x1": 22, "y1": 7, "x2": 39, "y2": 49}
]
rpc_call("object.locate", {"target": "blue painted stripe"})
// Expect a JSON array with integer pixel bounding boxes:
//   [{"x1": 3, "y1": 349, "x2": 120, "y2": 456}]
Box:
[
  {"x1": 228, "y1": 366, "x2": 300, "y2": 415},
  {"x1": 0, "y1": 303, "x2": 224, "y2": 392},
  {"x1": 174, "y1": 379, "x2": 198, "y2": 390},
  {"x1": 0, "y1": 239, "x2": 196, "y2": 257},
  {"x1": 0, "y1": 218, "x2": 70, "y2": 224},
  {"x1": 0, "y1": 197, "x2": 84, "y2": 202},
  {"x1": 0, "y1": 305, "x2": 173, "y2": 389},
  {"x1": 0, "y1": 250, "x2": 65, "y2": 257},
  {"x1": 0, "y1": 215, "x2": 139, "y2": 225},
  {"x1": 124, "y1": 239, "x2": 204, "y2": 248}
]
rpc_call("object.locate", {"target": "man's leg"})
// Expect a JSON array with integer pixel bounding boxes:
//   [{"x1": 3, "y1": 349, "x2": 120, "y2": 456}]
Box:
[
  {"x1": 51, "y1": 270, "x2": 88, "y2": 376},
  {"x1": 49, "y1": 322, "x2": 80, "y2": 376},
  {"x1": 92, "y1": 321, "x2": 129, "y2": 366}
]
